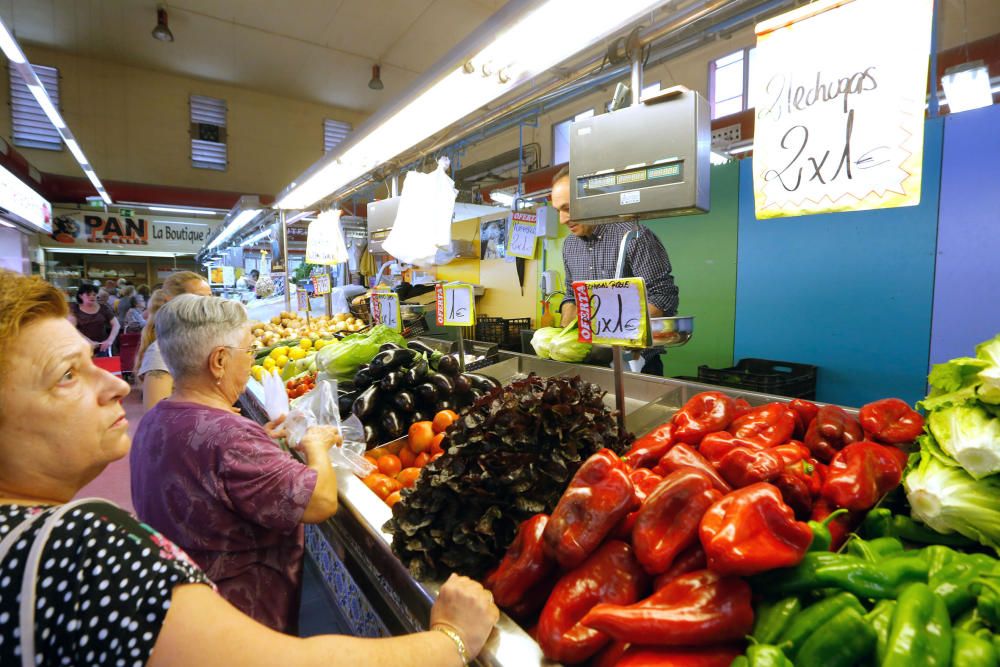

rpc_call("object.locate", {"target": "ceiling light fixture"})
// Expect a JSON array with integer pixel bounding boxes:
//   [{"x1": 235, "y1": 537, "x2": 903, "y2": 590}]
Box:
[
  {"x1": 941, "y1": 61, "x2": 993, "y2": 113},
  {"x1": 152, "y1": 6, "x2": 174, "y2": 42},
  {"x1": 368, "y1": 64, "x2": 384, "y2": 91},
  {"x1": 206, "y1": 196, "x2": 262, "y2": 251},
  {"x1": 276, "y1": 0, "x2": 666, "y2": 210},
  {"x1": 0, "y1": 17, "x2": 112, "y2": 204}
]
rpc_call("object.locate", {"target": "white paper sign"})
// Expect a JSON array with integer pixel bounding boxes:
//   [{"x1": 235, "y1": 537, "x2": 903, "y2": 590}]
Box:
[
  {"x1": 371, "y1": 292, "x2": 401, "y2": 332},
  {"x1": 435, "y1": 283, "x2": 474, "y2": 326},
  {"x1": 752, "y1": 0, "x2": 934, "y2": 218},
  {"x1": 507, "y1": 213, "x2": 538, "y2": 259}
]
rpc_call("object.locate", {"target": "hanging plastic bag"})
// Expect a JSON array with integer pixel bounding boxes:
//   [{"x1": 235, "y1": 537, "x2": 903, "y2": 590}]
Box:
[
  {"x1": 306, "y1": 209, "x2": 350, "y2": 266},
  {"x1": 382, "y1": 158, "x2": 457, "y2": 266},
  {"x1": 286, "y1": 378, "x2": 375, "y2": 477},
  {"x1": 261, "y1": 368, "x2": 290, "y2": 421}
]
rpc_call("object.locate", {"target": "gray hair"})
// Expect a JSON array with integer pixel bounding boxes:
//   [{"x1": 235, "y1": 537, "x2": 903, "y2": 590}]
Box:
[{"x1": 156, "y1": 294, "x2": 248, "y2": 379}]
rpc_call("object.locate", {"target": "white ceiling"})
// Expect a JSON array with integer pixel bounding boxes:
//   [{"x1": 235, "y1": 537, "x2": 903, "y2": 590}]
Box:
[{"x1": 0, "y1": 0, "x2": 507, "y2": 113}]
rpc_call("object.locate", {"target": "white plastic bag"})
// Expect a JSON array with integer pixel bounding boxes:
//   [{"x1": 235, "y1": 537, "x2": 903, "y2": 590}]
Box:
[
  {"x1": 261, "y1": 369, "x2": 290, "y2": 421},
  {"x1": 382, "y1": 158, "x2": 457, "y2": 265},
  {"x1": 306, "y1": 209, "x2": 350, "y2": 266},
  {"x1": 286, "y1": 379, "x2": 375, "y2": 478}
]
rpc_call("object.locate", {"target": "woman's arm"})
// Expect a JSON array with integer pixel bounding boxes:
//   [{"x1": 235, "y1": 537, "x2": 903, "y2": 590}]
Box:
[
  {"x1": 101, "y1": 315, "x2": 121, "y2": 352},
  {"x1": 143, "y1": 370, "x2": 174, "y2": 410},
  {"x1": 299, "y1": 425, "x2": 341, "y2": 523}
]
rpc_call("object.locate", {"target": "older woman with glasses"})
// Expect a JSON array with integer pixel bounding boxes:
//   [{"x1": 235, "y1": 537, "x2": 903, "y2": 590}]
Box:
[
  {"x1": 131, "y1": 295, "x2": 339, "y2": 633},
  {"x1": 0, "y1": 270, "x2": 497, "y2": 666}
]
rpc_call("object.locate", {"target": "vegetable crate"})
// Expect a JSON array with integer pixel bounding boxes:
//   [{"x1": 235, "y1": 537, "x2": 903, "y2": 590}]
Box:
[
  {"x1": 696, "y1": 358, "x2": 817, "y2": 399},
  {"x1": 475, "y1": 316, "x2": 532, "y2": 352}
]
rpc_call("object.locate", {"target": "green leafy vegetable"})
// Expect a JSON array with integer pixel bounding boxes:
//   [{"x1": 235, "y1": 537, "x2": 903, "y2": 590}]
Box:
[
  {"x1": 316, "y1": 325, "x2": 405, "y2": 381},
  {"x1": 530, "y1": 327, "x2": 561, "y2": 359},
  {"x1": 927, "y1": 405, "x2": 1000, "y2": 479},
  {"x1": 923, "y1": 334, "x2": 1000, "y2": 409},
  {"x1": 548, "y1": 320, "x2": 591, "y2": 363}
]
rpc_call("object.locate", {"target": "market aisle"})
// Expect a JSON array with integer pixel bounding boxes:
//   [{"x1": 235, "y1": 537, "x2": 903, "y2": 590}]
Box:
[{"x1": 75, "y1": 385, "x2": 144, "y2": 513}]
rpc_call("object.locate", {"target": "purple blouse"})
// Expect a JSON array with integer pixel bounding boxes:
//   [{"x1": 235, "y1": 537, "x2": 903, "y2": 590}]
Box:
[{"x1": 130, "y1": 401, "x2": 318, "y2": 632}]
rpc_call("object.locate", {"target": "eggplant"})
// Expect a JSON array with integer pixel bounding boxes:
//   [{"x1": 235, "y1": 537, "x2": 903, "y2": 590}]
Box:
[
  {"x1": 436, "y1": 399, "x2": 456, "y2": 412},
  {"x1": 380, "y1": 371, "x2": 404, "y2": 392},
  {"x1": 363, "y1": 424, "x2": 380, "y2": 447},
  {"x1": 437, "y1": 354, "x2": 460, "y2": 377},
  {"x1": 414, "y1": 382, "x2": 438, "y2": 406},
  {"x1": 381, "y1": 410, "x2": 405, "y2": 440},
  {"x1": 464, "y1": 372, "x2": 502, "y2": 393},
  {"x1": 369, "y1": 348, "x2": 419, "y2": 378},
  {"x1": 354, "y1": 369, "x2": 374, "y2": 391},
  {"x1": 393, "y1": 390, "x2": 416, "y2": 413},
  {"x1": 453, "y1": 374, "x2": 472, "y2": 395},
  {"x1": 406, "y1": 340, "x2": 437, "y2": 357},
  {"x1": 352, "y1": 384, "x2": 380, "y2": 420},
  {"x1": 380, "y1": 342, "x2": 405, "y2": 352},
  {"x1": 428, "y1": 372, "x2": 455, "y2": 394},
  {"x1": 411, "y1": 410, "x2": 431, "y2": 424},
  {"x1": 338, "y1": 392, "x2": 358, "y2": 418},
  {"x1": 468, "y1": 388, "x2": 486, "y2": 404},
  {"x1": 403, "y1": 359, "x2": 429, "y2": 386}
]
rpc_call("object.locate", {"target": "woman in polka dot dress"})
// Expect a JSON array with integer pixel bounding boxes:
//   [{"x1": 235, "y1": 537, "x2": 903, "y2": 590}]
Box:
[{"x1": 0, "y1": 271, "x2": 498, "y2": 666}]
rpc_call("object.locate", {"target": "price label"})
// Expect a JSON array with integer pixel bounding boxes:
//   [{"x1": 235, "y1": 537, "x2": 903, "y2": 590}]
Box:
[
  {"x1": 507, "y1": 213, "x2": 537, "y2": 259},
  {"x1": 311, "y1": 273, "x2": 331, "y2": 296},
  {"x1": 296, "y1": 287, "x2": 310, "y2": 312},
  {"x1": 572, "y1": 278, "x2": 650, "y2": 347},
  {"x1": 435, "y1": 283, "x2": 475, "y2": 326},
  {"x1": 370, "y1": 291, "x2": 401, "y2": 332}
]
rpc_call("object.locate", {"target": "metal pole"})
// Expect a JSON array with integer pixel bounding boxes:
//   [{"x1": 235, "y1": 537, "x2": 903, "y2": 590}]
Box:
[
  {"x1": 390, "y1": 172, "x2": 399, "y2": 198},
  {"x1": 326, "y1": 266, "x2": 333, "y2": 318},
  {"x1": 630, "y1": 39, "x2": 644, "y2": 106},
  {"x1": 457, "y1": 327, "x2": 467, "y2": 374},
  {"x1": 280, "y1": 209, "x2": 290, "y2": 312},
  {"x1": 611, "y1": 222, "x2": 641, "y2": 441}
]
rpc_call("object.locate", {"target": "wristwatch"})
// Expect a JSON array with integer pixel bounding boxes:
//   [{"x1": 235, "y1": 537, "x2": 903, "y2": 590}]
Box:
[{"x1": 434, "y1": 624, "x2": 470, "y2": 665}]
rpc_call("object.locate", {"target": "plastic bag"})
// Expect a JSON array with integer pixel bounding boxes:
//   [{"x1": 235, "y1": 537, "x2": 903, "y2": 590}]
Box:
[
  {"x1": 261, "y1": 368, "x2": 290, "y2": 421},
  {"x1": 330, "y1": 288, "x2": 350, "y2": 315},
  {"x1": 306, "y1": 209, "x2": 350, "y2": 266},
  {"x1": 382, "y1": 158, "x2": 456, "y2": 265},
  {"x1": 286, "y1": 378, "x2": 375, "y2": 478}
]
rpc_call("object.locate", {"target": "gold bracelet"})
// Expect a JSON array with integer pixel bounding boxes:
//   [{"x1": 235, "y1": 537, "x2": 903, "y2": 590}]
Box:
[{"x1": 433, "y1": 624, "x2": 470, "y2": 666}]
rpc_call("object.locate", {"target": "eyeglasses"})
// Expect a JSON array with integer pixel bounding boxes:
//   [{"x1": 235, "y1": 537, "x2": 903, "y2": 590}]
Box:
[{"x1": 223, "y1": 345, "x2": 255, "y2": 360}]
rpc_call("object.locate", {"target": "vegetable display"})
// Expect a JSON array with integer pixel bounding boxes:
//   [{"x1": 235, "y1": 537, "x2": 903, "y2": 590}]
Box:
[
  {"x1": 530, "y1": 320, "x2": 592, "y2": 363},
  {"x1": 316, "y1": 324, "x2": 406, "y2": 383},
  {"x1": 384, "y1": 374, "x2": 631, "y2": 580}
]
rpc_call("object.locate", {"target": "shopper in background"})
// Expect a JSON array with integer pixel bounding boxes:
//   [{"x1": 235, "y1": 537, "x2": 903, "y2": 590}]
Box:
[
  {"x1": 237, "y1": 269, "x2": 260, "y2": 292},
  {"x1": 551, "y1": 165, "x2": 679, "y2": 375},
  {"x1": 136, "y1": 283, "x2": 151, "y2": 299},
  {"x1": 123, "y1": 293, "x2": 147, "y2": 333},
  {"x1": 135, "y1": 271, "x2": 212, "y2": 410},
  {"x1": 132, "y1": 295, "x2": 334, "y2": 631},
  {"x1": 144, "y1": 287, "x2": 165, "y2": 322},
  {"x1": 0, "y1": 270, "x2": 498, "y2": 667},
  {"x1": 68, "y1": 283, "x2": 120, "y2": 355},
  {"x1": 115, "y1": 284, "x2": 136, "y2": 324}
]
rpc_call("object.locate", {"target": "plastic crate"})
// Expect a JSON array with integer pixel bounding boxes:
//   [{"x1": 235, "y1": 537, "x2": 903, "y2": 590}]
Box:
[
  {"x1": 475, "y1": 317, "x2": 506, "y2": 345},
  {"x1": 696, "y1": 358, "x2": 818, "y2": 399},
  {"x1": 503, "y1": 318, "x2": 532, "y2": 351}
]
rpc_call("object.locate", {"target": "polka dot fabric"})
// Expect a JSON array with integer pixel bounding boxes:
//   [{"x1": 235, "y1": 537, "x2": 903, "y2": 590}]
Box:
[{"x1": 0, "y1": 501, "x2": 211, "y2": 666}]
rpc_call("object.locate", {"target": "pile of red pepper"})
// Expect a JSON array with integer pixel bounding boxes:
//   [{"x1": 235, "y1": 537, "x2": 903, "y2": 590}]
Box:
[{"x1": 484, "y1": 393, "x2": 925, "y2": 665}]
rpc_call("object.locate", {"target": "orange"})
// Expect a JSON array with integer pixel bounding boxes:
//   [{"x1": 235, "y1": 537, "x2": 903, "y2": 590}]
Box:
[
  {"x1": 385, "y1": 491, "x2": 402, "y2": 508},
  {"x1": 414, "y1": 452, "x2": 430, "y2": 469},
  {"x1": 396, "y1": 467, "x2": 422, "y2": 489},
  {"x1": 398, "y1": 446, "x2": 416, "y2": 469},
  {"x1": 408, "y1": 421, "x2": 436, "y2": 454},
  {"x1": 430, "y1": 432, "x2": 447, "y2": 456},
  {"x1": 432, "y1": 410, "x2": 459, "y2": 434},
  {"x1": 378, "y1": 454, "x2": 402, "y2": 477}
]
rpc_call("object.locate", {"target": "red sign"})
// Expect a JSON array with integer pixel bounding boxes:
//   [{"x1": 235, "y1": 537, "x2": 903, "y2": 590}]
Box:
[
  {"x1": 435, "y1": 284, "x2": 445, "y2": 326},
  {"x1": 573, "y1": 281, "x2": 593, "y2": 343}
]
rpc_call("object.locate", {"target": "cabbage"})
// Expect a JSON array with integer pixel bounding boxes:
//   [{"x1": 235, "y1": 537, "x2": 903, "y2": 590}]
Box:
[
  {"x1": 923, "y1": 334, "x2": 1000, "y2": 408},
  {"x1": 316, "y1": 324, "x2": 405, "y2": 381},
  {"x1": 927, "y1": 405, "x2": 1000, "y2": 479},
  {"x1": 905, "y1": 449, "x2": 1000, "y2": 555},
  {"x1": 549, "y1": 323, "x2": 591, "y2": 363},
  {"x1": 531, "y1": 327, "x2": 561, "y2": 359}
]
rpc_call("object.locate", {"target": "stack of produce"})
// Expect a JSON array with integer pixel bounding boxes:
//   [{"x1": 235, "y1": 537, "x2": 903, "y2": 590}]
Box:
[
  {"x1": 531, "y1": 320, "x2": 592, "y2": 363},
  {"x1": 315, "y1": 324, "x2": 405, "y2": 384},
  {"x1": 249, "y1": 311, "x2": 366, "y2": 350},
  {"x1": 251, "y1": 337, "x2": 331, "y2": 382},
  {"x1": 384, "y1": 374, "x2": 631, "y2": 580},
  {"x1": 904, "y1": 334, "x2": 1000, "y2": 552},
  {"x1": 484, "y1": 390, "x2": 930, "y2": 664}
]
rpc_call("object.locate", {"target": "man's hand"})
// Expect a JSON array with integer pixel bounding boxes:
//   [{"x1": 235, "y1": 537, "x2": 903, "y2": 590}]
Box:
[{"x1": 560, "y1": 302, "x2": 578, "y2": 328}]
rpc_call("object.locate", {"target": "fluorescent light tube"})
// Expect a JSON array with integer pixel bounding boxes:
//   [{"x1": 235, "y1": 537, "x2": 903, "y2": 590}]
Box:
[
  {"x1": 241, "y1": 228, "x2": 271, "y2": 246},
  {"x1": 26, "y1": 84, "x2": 66, "y2": 129},
  {"x1": 0, "y1": 22, "x2": 25, "y2": 63},
  {"x1": 941, "y1": 61, "x2": 993, "y2": 113},
  {"x1": 64, "y1": 138, "x2": 88, "y2": 166},
  {"x1": 489, "y1": 191, "x2": 515, "y2": 206},
  {"x1": 208, "y1": 208, "x2": 262, "y2": 250}
]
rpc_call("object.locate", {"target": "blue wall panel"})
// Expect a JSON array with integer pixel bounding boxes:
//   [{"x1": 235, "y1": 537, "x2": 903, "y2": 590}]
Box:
[
  {"x1": 733, "y1": 119, "x2": 943, "y2": 407},
  {"x1": 931, "y1": 105, "x2": 1000, "y2": 365}
]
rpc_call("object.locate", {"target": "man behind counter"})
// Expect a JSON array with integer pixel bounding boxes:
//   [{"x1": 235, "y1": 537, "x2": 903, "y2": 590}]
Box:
[{"x1": 551, "y1": 165, "x2": 679, "y2": 376}]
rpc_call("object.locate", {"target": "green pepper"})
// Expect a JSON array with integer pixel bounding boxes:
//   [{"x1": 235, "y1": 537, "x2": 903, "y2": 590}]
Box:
[
  {"x1": 952, "y1": 628, "x2": 999, "y2": 667},
  {"x1": 932, "y1": 557, "x2": 999, "y2": 619},
  {"x1": 751, "y1": 551, "x2": 929, "y2": 600},
  {"x1": 972, "y1": 576, "x2": 1000, "y2": 629},
  {"x1": 862, "y1": 508, "x2": 978, "y2": 547},
  {"x1": 993, "y1": 635, "x2": 1000, "y2": 659},
  {"x1": 955, "y1": 608, "x2": 988, "y2": 634},
  {"x1": 745, "y1": 643, "x2": 793, "y2": 667},
  {"x1": 751, "y1": 596, "x2": 801, "y2": 645},
  {"x1": 866, "y1": 599, "x2": 896, "y2": 665},
  {"x1": 808, "y1": 508, "x2": 848, "y2": 552},
  {"x1": 794, "y1": 606, "x2": 876, "y2": 667},
  {"x1": 846, "y1": 536, "x2": 904, "y2": 561},
  {"x1": 883, "y1": 583, "x2": 953, "y2": 667},
  {"x1": 925, "y1": 545, "x2": 961, "y2": 579},
  {"x1": 775, "y1": 592, "x2": 865, "y2": 659},
  {"x1": 730, "y1": 657, "x2": 749, "y2": 667}
]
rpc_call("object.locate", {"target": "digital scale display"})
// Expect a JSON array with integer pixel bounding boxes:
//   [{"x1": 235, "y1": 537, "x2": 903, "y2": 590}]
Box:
[{"x1": 576, "y1": 160, "x2": 685, "y2": 197}]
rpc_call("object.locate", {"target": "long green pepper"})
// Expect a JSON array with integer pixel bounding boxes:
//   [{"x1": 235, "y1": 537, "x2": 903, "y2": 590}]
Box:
[
  {"x1": 751, "y1": 551, "x2": 929, "y2": 599},
  {"x1": 862, "y1": 508, "x2": 977, "y2": 548},
  {"x1": 775, "y1": 592, "x2": 865, "y2": 660},
  {"x1": 866, "y1": 599, "x2": 896, "y2": 665},
  {"x1": 883, "y1": 583, "x2": 953, "y2": 667},
  {"x1": 744, "y1": 644, "x2": 793, "y2": 667},
  {"x1": 751, "y1": 597, "x2": 801, "y2": 645},
  {"x1": 794, "y1": 607, "x2": 876, "y2": 667},
  {"x1": 952, "y1": 628, "x2": 999, "y2": 667}
]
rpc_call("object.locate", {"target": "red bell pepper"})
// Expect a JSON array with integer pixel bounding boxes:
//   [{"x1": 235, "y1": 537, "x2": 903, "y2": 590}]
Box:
[
  {"x1": 615, "y1": 644, "x2": 746, "y2": 667},
  {"x1": 653, "y1": 543, "x2": 707, "y2": 591},
  {"x1": 810, "y1": 498, "x2": 858, "y2": 550},
  {"x1": 821, "y1": 441, "x2": 908, "y2": 511},
  {"x1": 728, "y1": 402, "x2": 797, "y2": 448},
  {"x1": 788, "y1": 398, "x2": 820, "y2": 439},
  {"x1": 624, "y1": 423, "x2": 677, "y2": 469},
  {"x1": 672, "y1": 392, "x2": 736, "y2": 445},
  {"x1": 804, "y1": 405, "x2": 863, "y2": 463},
  {"x1": 632, "y1": 468, "x2": 723, "y2": 576},
  {"x1": 699, "y1": 482, "x2": 814, "y2": 576},
  {"x1": 487, "y1": 514, "x2": 555, "y2": 610},
  {"x1": 536, "y1": 540, "x2": 649, "y2": 664},
  {"x1": 773, "y1": 471, "x2": 814, "y2": 520},
  {"x1": 697, "y1": 431, "x2": 767, "y2": 466},
  {"x1": 858, "y1": 398, "x2": 924, "y2": 444},
  {"x1": 717, "y1": 446, "x2": 784, "y2": 488},
  {"x1": 543, "y1": 449, "x2": 638, "y2": 569},
  {"x1": 614, "y1": 469, "x2": 665, "y2": 539},
  {"x1": 590, "y1": 640, "x2": 630, "y2": 667},
  {"x1": 652, "y1": 444, "x2": 733, "y2": 494},
  {"x1": 771, "y1": 441, "x2": 811, "y2": 466},
  {"x1": 580, "y1": 569, "x2": 754, "y2": 646},
  {"x1": 732, "y1": 398, "x2": 753, "y2": 420}
]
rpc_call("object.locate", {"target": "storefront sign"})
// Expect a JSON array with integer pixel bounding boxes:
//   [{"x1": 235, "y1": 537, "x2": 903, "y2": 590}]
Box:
[
  {"x1": 311, "y1": 273, "x2": 331, "y2": 296},
  {"x1": 507, "y1": 212, "x2": 538, "y2": 259},
  {"x1": 435, "y1": 283, "x2": 475, "y2": 326},
  {"x1": 370, "y1": 291, "x2": 401, "y2": 332},
  {"x1": 43, "y1": 210, "x2": 215, "y2": 254},
  {"x1": 573, "y1": 277, "x2": 651, "y2": 347},
  {"x1": 752, "y1": 0, "x2": 934, "y2": 218},
  {"x1": 0, "y1": 164, "x2": 51, "y2": 233}
]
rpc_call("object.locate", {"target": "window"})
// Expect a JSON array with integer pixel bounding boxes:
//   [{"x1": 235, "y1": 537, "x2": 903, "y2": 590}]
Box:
[
  {"x1": 324, "y1": 119, "x2": 352, "y2": 153},
  {"x1": 709, "y1": 47, "x2": 755, "y2": 119},
  {"x1": 190, "y1": 94, "x2": 228, "y2": 170},
  {"x1": 552, "y1": 109, "x2": 595, "y2": 165},
  {"x1": 9, "y1": 63, "x2": 61, "y2": 151}
]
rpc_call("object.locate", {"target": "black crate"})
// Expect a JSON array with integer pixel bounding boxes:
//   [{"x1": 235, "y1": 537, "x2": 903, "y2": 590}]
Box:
[
  {"x1": 503, "y1": 318, "x2": 532, "y2": 351},
  {"x1": 475, "y1": 317, "x2": 506, "y2": 345},
  {"x1": 696, "y1": 358, "x2": 818, "y2": 399}
]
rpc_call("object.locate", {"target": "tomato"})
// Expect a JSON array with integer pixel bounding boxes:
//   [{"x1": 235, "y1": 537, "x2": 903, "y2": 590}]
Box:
[
  {"x1": 432, "y1": 410, "x2": 460, "y2": 434},
  {"x1": 398, "y1": 446, "x2": 416, "y2": 468},
  {"x1": 408, "y1": 421, "x2": 436, "y2": 453},
  {"x1": 378, "y1": 454, "x2": 402, "y2": 477},
  {"x1": 385, "y1": 491, "x2": 402, "y2": 508},
  {"x1": 396, "y1": 467, "x2": 422, "y2": 488},
  {"x1": 369, "y1": 473, "x2": 399, "y2": 500},
  {"x1": 414, "y1": 452, "x2": 430, "y2": 468},
  {"x1": 430, "y1": 432, "x2": 447, "y2": 456}
]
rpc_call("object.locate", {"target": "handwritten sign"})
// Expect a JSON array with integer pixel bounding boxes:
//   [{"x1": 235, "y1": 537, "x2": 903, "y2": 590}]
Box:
[
  {"x1": 435, "y1": 283, "x2": 475, "y2": 326},
  {"x1": 370, "y1": 291, "x2": 401, "y2": 332},
  {"x1": 752, "y1": 0, "x2": 934, "y2": 219},
  {"x1": 311, "y1": 273, "x2": 331, "y2": 296},
  {"x1": 296, "y1": 287, "x2": 310, "y2": 312},
  {"x1": 507, "y1": 212, "x2": 538, "y2": 259},
  {"x1": 572, "y1": 278, "x2": 651, "y2": 347}
]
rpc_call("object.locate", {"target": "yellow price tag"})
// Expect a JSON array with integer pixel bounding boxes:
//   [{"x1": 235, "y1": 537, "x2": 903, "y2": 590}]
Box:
[
  {"x1": 507, "y1": 212, "x2": 538, "y2": 259},
  {"x1": 572, "y1": 277, "x2": 651, "y2": 347},
  {"x1": 436, "y1": 283, "x2": 475, "y2": 326}
]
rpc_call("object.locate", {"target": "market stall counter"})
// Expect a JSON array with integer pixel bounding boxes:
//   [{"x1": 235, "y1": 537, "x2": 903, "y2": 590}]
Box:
[{"x1": 240, "y1": 350, "x2": 832, "y2": 666}]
